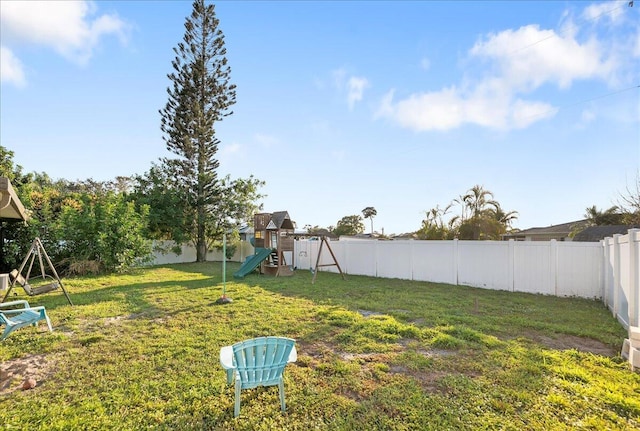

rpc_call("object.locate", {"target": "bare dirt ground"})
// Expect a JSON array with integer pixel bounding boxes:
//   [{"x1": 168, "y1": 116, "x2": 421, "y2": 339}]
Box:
[{"x1": 1, "y1": 353, "x2": 55, "y2": 396}]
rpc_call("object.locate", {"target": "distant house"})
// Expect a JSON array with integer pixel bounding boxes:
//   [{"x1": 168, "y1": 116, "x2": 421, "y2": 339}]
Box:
[
  {"x1": 572, "y1": 225, "x2": 640, "y2": 242},
  {"x1": 295, "y1": 228, "x2": 337, "y2": 240},
  {"x1": 238, "y1": 224, "x2": 254, "y2": 242},
  {"x1": 502, "y1": 220, "x2": 590, "y2": 241}
]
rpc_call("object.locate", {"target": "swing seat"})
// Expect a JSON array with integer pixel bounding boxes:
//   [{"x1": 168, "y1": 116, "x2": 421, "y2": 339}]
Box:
[
  {"x1": 9, "y1": 270, "x2": 59, "y2": 296},
  {"x1": 29, "y1": 282, "x2": 60, "y2": 295}
]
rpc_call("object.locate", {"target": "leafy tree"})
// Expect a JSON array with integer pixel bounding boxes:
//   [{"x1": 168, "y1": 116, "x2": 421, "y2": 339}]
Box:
[
  {"x1": 159, "y1": 0, "x2": 237, "y2": 262},
  {"x1": 132, "y1": 163, "x2": 192, "y2": 251},
  {"x1": 362, "y1": 206, "x2": 377, "y2": 234},
  {"x1": 132, "y1": 165, "x2": 264, "y2": 255},
  {"x1": 333, "y1": 215, "x2": 364, "y2": 237},
  {"x1": 57, "y1": 192, "x2": 152, "y2": 273}
]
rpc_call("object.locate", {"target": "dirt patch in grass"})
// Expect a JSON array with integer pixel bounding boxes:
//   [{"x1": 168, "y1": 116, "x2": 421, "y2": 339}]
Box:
[
  {"x1": 389, "y1": 366, "x2": 452, "y2": 393},
  {"x1": 0, "y1": 353, "x2": 57, "y2": 396},
  {"x1": 523, "y1": 331, "x2": 617, "y2": 356}
]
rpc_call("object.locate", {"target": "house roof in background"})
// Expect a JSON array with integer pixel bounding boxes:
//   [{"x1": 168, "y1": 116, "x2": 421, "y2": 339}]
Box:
[
  {"x1": 503, "y1": 220, "x2": 590, "y2": 240},
  {"x1": 573, "y1": 225, "x2": 640, "y2": 242},
  {"x1": 514, "y1": 219, "x2": 589, "y2": 235}
]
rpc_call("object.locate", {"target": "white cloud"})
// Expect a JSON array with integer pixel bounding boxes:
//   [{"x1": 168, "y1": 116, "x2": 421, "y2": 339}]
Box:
[
  {"x1": 254, "y1": 133, "x2": 279, "y2": 148},
  {"x1": 347, "y1": 76, "x2": 369, "y2": 110},
  {"x1": 0, "y1": 0, "x2": 128, "y2": 84},
  {"x1": 377, "y1": 4, "x2": 630, "y2": 132},
  {"x1": 470, "y1": 24, "x2": 613, "y2": 90},
  {"x1": 582, "y1": 1, "x2": 626, "y2": 24},
  {"x1": 332, "y1": 68, "x2": 347, "y2": 89},
  {"x1": 0, "y1": 47, "x2": 26, "y2": 87},
  {"x1": 377, "y1": 86, "x2": 556, "y2": 131},
  {"x1": 331, "y1": 68, "x2": 369, "y2": 110}
]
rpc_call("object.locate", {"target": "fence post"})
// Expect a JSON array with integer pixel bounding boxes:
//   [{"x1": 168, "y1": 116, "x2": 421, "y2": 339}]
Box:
[
  {"x1": 508, "y1": 239, "x2": 515, "y2": 292},
  {"x1": 603, "y1": 237, "x2": 612, "y2": 313},
  {"x1": 453, "y1": 238, "x2": 459, "y2": 286},
  {"x1": 410, "y1": 240, "x2": 415, "y2": 281},
  {"x1": 613, "y1": 234, "x2": 622, "y2": 321},
  {"x1": 550, "y1": 239, "x2": 558, "y2": 296},
  {"x1": 629, "y1": 229, "x2": 640, "y2": 327}
]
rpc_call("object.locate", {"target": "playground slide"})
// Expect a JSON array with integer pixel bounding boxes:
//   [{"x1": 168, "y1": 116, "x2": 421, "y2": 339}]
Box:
[{"x1": 233, "y1": 248, "x2": 273, "y2": 278}]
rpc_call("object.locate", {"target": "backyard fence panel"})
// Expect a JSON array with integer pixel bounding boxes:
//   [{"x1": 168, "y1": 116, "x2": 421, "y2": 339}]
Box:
[
  {"x1": 342, "y1": 240, "x2": 376, "y2": 276},
  {"x1": 323, "y1": 240, "x2": 346, "y2": 274},
  {"x1": 458, "y1": 241, "x2": 511, "y2": 291},
  {"x1": 293, "y1": 240, "x2": 312, "y2": 270},
  {"x1": 513, "y1": 241, "x2": 554, "y2": 295},
  {"x1": 151, "y1": 240, "x2": 197, "y2": 265},
  {"x1": 555, "y1": 242, "x2": 602, "y2": 298},
  {"x1": 411, "y1": 240, "x2": 457, "y2": 284},
  {"x1": 375, "y1": 241, "x2": 413, "y2": 280}
]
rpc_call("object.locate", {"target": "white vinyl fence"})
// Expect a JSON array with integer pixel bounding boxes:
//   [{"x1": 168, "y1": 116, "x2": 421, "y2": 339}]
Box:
[
  {"x1": 150, "y1": 230, "x2": 640, "y2": 330},
  {"x1": 295, "y1": 230, "x2": 640, "y2": 329},
  {"x1": 295, "y1": 238, "x2": 602, "y2": 296},
  {"x1": 603, "y1": 229, "x2": 640, "y2": 329}
]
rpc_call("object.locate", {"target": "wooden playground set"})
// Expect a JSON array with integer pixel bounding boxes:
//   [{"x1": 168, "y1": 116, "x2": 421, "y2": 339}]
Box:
[{"x1": 233, "y1": 210, "x2": 343, "y2": 283}]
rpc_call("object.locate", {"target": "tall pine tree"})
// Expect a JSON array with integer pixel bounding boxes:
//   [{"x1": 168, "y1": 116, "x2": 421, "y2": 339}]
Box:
[{"x1": 160, "y1": 0, "x2": 236, "y2": 262}]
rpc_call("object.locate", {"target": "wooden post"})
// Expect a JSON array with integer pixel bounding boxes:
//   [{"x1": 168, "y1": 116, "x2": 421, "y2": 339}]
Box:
[{"x1": 312, "y1": 236, "x2": 345, "y2": 284}]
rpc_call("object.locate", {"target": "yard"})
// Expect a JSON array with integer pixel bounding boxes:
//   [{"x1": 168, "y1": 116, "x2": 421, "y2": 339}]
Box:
[{"x1": 0, "y1": 262, "x2": 638, "y2": 430}]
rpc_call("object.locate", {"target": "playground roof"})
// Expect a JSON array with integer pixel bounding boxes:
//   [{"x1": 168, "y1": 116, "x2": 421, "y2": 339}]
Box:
[
  {"x1": 0, "y1": 177, "x2": 28, "y2": 221},
  {"x1": 269, "y1": 211, "x2": 295, "y2": 230}
]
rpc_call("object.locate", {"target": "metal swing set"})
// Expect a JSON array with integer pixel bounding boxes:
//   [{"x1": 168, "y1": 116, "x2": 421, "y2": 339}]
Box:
[{"x1": 2, "y1": 237, "x2": 73, "y2": 305}]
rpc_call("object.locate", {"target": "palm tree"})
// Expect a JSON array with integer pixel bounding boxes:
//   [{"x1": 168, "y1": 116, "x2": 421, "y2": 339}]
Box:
[
  {"x1": 584, "y1": 205, "x2": 623, "y2": 226},
  {"x1": 492, "y1": 204, "x2": 519, "y2": 229},
  {"x1": 462, "y1": 185, "x2": 498, "y2": 219},
  {"x1": 362, "y1": 207, "x2": 377, "y2": 234}
]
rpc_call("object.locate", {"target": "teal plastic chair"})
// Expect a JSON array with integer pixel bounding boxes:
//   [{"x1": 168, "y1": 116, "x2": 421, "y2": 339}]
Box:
[
  {"x1": 220, "y1": 336, "x2": 296, "y2": 417},
  {"x1": 0, "y1": 300, "x2": 52, "y2": 341}
]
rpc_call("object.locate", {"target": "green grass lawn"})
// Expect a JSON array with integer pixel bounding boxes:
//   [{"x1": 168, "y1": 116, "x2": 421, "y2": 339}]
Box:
[{"x1": 1, "y1": 262, "x2": 638, "y2": 430}]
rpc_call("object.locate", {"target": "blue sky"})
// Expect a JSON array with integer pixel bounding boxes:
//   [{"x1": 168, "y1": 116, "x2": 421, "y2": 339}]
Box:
[{"x1": 1, "y1": 1, "x2": 639, "y2": 235}]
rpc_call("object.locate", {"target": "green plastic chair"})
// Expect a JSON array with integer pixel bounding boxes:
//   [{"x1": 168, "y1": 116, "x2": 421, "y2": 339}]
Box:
[
  {"x1": 220, "y1": 336, "x2": 296, "y2": 417},
  {"x1": 0, "y1": 300, "x2": 52, "y2": 341}
]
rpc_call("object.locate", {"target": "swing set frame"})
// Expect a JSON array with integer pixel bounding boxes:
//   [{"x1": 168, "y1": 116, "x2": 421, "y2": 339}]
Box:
[{"x1": 2, "y1": 237, "x2": 73, "y2": 305}]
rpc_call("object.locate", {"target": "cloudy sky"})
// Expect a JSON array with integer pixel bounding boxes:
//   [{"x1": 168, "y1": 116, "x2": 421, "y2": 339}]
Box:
[{"x1": 1, "y1": 1, "x2": 638, "y2": 234}]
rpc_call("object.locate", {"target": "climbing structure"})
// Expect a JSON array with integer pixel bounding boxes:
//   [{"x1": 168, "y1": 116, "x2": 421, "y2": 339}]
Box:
[{"x1": 253, "y1": 211, "x2": 295, "y2": 277}]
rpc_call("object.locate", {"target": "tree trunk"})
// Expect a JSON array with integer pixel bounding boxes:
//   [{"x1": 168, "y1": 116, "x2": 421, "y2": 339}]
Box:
[
  {"x1": 196, "y1": 238, "x2": 207, "y2": 262},
  {"x1": 196, "y1": 196, "x2": 207, "y2": 262}
]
